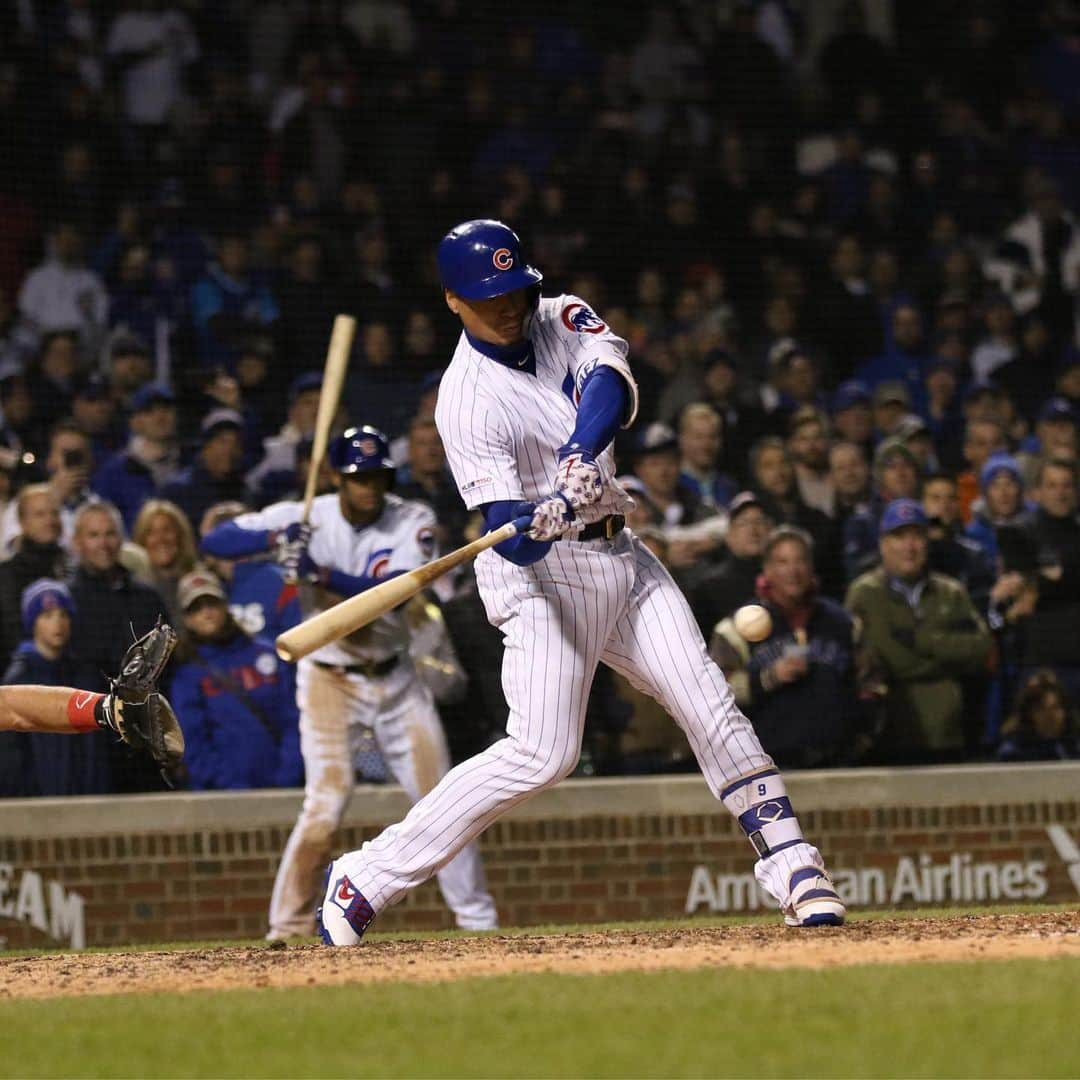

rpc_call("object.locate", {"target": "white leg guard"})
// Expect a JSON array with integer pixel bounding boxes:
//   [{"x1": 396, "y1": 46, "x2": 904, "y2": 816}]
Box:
[{"x1": 721, "y1": 768, "x2": 845, "y2": 928}]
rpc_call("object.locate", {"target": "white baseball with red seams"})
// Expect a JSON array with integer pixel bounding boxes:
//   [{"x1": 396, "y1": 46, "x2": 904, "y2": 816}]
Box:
[{"x1": 326, "y1": 294, "x2": 844, "y2": 934}]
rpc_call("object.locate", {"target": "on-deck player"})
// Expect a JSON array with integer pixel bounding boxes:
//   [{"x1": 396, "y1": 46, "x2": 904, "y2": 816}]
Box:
[
  {"x1": 201, "y1": 426, "x2": 497, "y2": 939},
  {"x1": 316, "y1": 220, "x2": 846, "y2": 945}
]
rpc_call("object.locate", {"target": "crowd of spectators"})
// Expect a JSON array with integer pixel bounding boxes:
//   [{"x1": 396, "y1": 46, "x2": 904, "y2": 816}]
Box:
[{"x1": 2, "y1": 1, "x2": 1080, "y2": 795}]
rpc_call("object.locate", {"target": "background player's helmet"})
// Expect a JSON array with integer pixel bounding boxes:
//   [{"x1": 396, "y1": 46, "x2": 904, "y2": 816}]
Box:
[
  {"x1": 328, "y1": 425, "x2": 395, "y2": 486},
  {"x1": 437, "y1": 219, "x2": 543, "y2": 300}
]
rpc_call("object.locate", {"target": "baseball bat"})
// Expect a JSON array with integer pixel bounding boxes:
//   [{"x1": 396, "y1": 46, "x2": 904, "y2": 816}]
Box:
[
  {"x1": 302, "y1": 313, "x2": 356, "y2": 524},
  {"x1": 275, "y1": 516, "x2": 532, "y2": 663}
]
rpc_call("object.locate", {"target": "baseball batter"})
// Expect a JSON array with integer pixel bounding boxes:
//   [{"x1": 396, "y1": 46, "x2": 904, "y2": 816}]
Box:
[
  {"x1": 201, "y1": 427, "x2": 497, "y2": 938},
  {"x1": 316, "y1": 221, "x2": 846, "y2": 944}
]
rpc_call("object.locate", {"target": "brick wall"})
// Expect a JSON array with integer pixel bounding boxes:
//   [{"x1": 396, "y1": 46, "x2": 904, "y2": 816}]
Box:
[{"x1": 1, "y1": 764, "x2": 1078, "y2": 949}]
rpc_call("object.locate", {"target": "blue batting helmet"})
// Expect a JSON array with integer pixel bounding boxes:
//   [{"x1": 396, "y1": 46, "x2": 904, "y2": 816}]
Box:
[
  {"x1": 328, "y1": 425, "x2": 395, "y2": 483},
  {"x1": 437, "y1": 219, "x2": 543, "y2": 300}
]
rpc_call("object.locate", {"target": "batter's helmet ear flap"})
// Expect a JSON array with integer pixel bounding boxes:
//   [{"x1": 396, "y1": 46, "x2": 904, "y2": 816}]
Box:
[{"x1": 437, "y1": 219, "x2": 543, "y2": 300}]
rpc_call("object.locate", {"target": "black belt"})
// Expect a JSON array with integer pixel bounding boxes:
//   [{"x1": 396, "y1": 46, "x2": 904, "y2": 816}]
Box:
[
  {"x1": 573, "y1": 514, "x2": 625, "y2": 542},
  {"x1": 314, "y1": 655, "x2": 400, "y2": 678}
]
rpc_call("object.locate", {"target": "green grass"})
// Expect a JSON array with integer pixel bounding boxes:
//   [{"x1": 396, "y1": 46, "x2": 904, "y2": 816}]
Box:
[{"x1": 2, "y1": 957, "x2": 1078, "y2": 1078}]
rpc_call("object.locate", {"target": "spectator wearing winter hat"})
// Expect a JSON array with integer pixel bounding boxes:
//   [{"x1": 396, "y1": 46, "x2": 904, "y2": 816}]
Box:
[
  {"x1": 92, "y1": 383, "x2": 181, "y2": 532},
  {"x1": 168, "y1": 568, "x2": 302, "y2": 791},
  {"x1": 845, "y1": 499, "x2": 992, "y2": 764},
  {"x1": 161, "y1": 408, "x2": 247, "y2": 531},
  {"x1": 0, "y1": 579, "x2": 109, "y2": 797},
  {"x1": 843, "y1": 437, "x2": 921, "y2": 581},
  {"x1": 965, "y1": 453, "x2": 1031, "y2": 564}
]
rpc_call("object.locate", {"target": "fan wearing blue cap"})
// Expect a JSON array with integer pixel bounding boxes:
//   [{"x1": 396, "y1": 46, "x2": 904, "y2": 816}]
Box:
[
  {"x1": 845, "y1": 498, "x2": 993, "y2": 762},
  {"x1": 1016, "y1": 398, "x2": 1079, "y2": 486}
]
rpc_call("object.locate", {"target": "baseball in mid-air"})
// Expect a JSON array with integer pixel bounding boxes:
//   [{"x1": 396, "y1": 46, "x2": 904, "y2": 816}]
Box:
[{"x1": 733, "y1": 604, "x2": 772, "y2": 642}]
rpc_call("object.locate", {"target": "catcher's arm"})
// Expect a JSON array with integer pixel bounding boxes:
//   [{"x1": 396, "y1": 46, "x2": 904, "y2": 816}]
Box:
[{"x1": 0, "y1": 685, "x2": 110, "y2": 733}]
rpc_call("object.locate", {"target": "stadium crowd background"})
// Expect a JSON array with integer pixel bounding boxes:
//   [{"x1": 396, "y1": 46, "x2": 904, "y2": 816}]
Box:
[{"x1": 1, "y1": 0, "x2": 1080, "y2": 797}]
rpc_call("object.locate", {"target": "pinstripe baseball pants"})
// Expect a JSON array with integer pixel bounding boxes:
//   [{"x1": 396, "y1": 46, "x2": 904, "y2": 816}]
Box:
[{"x1": 337, "y1": 530, "x2": 821, "y2": 915}]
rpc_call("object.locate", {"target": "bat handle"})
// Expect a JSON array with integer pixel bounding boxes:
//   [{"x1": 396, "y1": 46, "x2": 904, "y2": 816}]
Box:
[{"x1": 512, "y1": 514, "x2": 534, "y2": 533}]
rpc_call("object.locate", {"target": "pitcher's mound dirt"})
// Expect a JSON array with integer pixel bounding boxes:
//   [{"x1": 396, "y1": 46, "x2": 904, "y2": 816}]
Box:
[{"x1": 2, "y1": 911, "x2": 1077, "y2": 1000}]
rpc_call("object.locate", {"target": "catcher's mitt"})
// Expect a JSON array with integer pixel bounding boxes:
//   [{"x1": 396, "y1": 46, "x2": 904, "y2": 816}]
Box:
[{"x1": 100, "y1": 620, "x2": 185, "y2": 770}]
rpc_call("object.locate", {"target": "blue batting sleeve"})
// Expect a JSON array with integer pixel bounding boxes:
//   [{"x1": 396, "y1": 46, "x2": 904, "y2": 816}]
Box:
[
  {"x1": 482, "y1": 500, "x2": 551, "y2": 566},
  {"x1": 559, "y1": 365, "x2": 632, "y2": 458},
  {"x1": 201, "y1": 521, "x2": 274, "y2": 558}
]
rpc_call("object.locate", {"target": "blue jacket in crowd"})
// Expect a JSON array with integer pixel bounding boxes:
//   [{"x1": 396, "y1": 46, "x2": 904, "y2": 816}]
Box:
[
  {"x1": 227, "y1": 561, "x2": 302, "y2": 643},
  {"x1": 168, "y1": 631, "x2": 302, "y2": 791},
  {"x1": 0, "y1": 643, "x2": 113, "y2": 797}
]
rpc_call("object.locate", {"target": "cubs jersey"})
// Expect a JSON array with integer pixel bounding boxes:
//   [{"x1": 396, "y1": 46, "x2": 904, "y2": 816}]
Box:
[
  {"x1": 234, "y1": 493, "x2": 437, "y2": 665},
  {"x1": 435, "y1": 294, "x2": 639, "y2": 523}
]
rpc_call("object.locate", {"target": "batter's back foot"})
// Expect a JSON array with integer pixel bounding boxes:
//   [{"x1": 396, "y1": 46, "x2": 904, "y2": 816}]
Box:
[{"x1": 317, "y1": 860, "x2": 376, "y2": 946}]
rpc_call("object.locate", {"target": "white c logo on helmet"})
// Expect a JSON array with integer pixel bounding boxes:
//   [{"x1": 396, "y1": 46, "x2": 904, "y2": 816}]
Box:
[{"x1": 492, "y1": 247, "x2": 513, "y2": 270}]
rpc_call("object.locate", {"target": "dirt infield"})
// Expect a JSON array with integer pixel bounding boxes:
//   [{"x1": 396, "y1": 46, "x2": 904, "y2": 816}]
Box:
[{"x1": 1, "y1": 911, "x2": 1077, "y2": 1000}]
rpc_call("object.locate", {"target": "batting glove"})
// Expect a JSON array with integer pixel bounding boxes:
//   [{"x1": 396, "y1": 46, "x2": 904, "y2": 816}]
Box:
[
  {"x1": 554, "y1": 450, "x2": 603, "y2": 510},
  {"x1": 529, "y1": 494, "x2": 576, "y2": 542},
  {"x1": 273, "y1": 522, "x2": 313, "y2": 579}
]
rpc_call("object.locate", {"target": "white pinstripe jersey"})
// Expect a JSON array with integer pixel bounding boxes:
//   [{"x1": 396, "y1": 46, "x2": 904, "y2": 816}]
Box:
[
  {"x1": 435, "y1": 294, "x2": 640, "y2": 524},
  {"x1": 235, "y1": 493, "x2": 436, "y2": 665}
]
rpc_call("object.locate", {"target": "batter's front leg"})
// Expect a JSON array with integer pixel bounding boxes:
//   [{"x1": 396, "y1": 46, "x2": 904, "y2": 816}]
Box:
[
  {"x1": 267, "y1": 663, "x2": 355, "y2": 939},
  {"x1": 319, "y1": 573, "x2": 629, "y2": 944},
  {"x1": 601, "y1": 537, "x2": 845, "y2": 928}
]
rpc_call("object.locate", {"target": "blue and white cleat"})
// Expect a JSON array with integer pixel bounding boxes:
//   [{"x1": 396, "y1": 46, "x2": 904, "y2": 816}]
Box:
[
  {"x1": 784, "y1": 866, "x2": 846, "y2": 927},
  {"x1": 316, "y1": 860, "x2": 376, "y2": 946}
]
